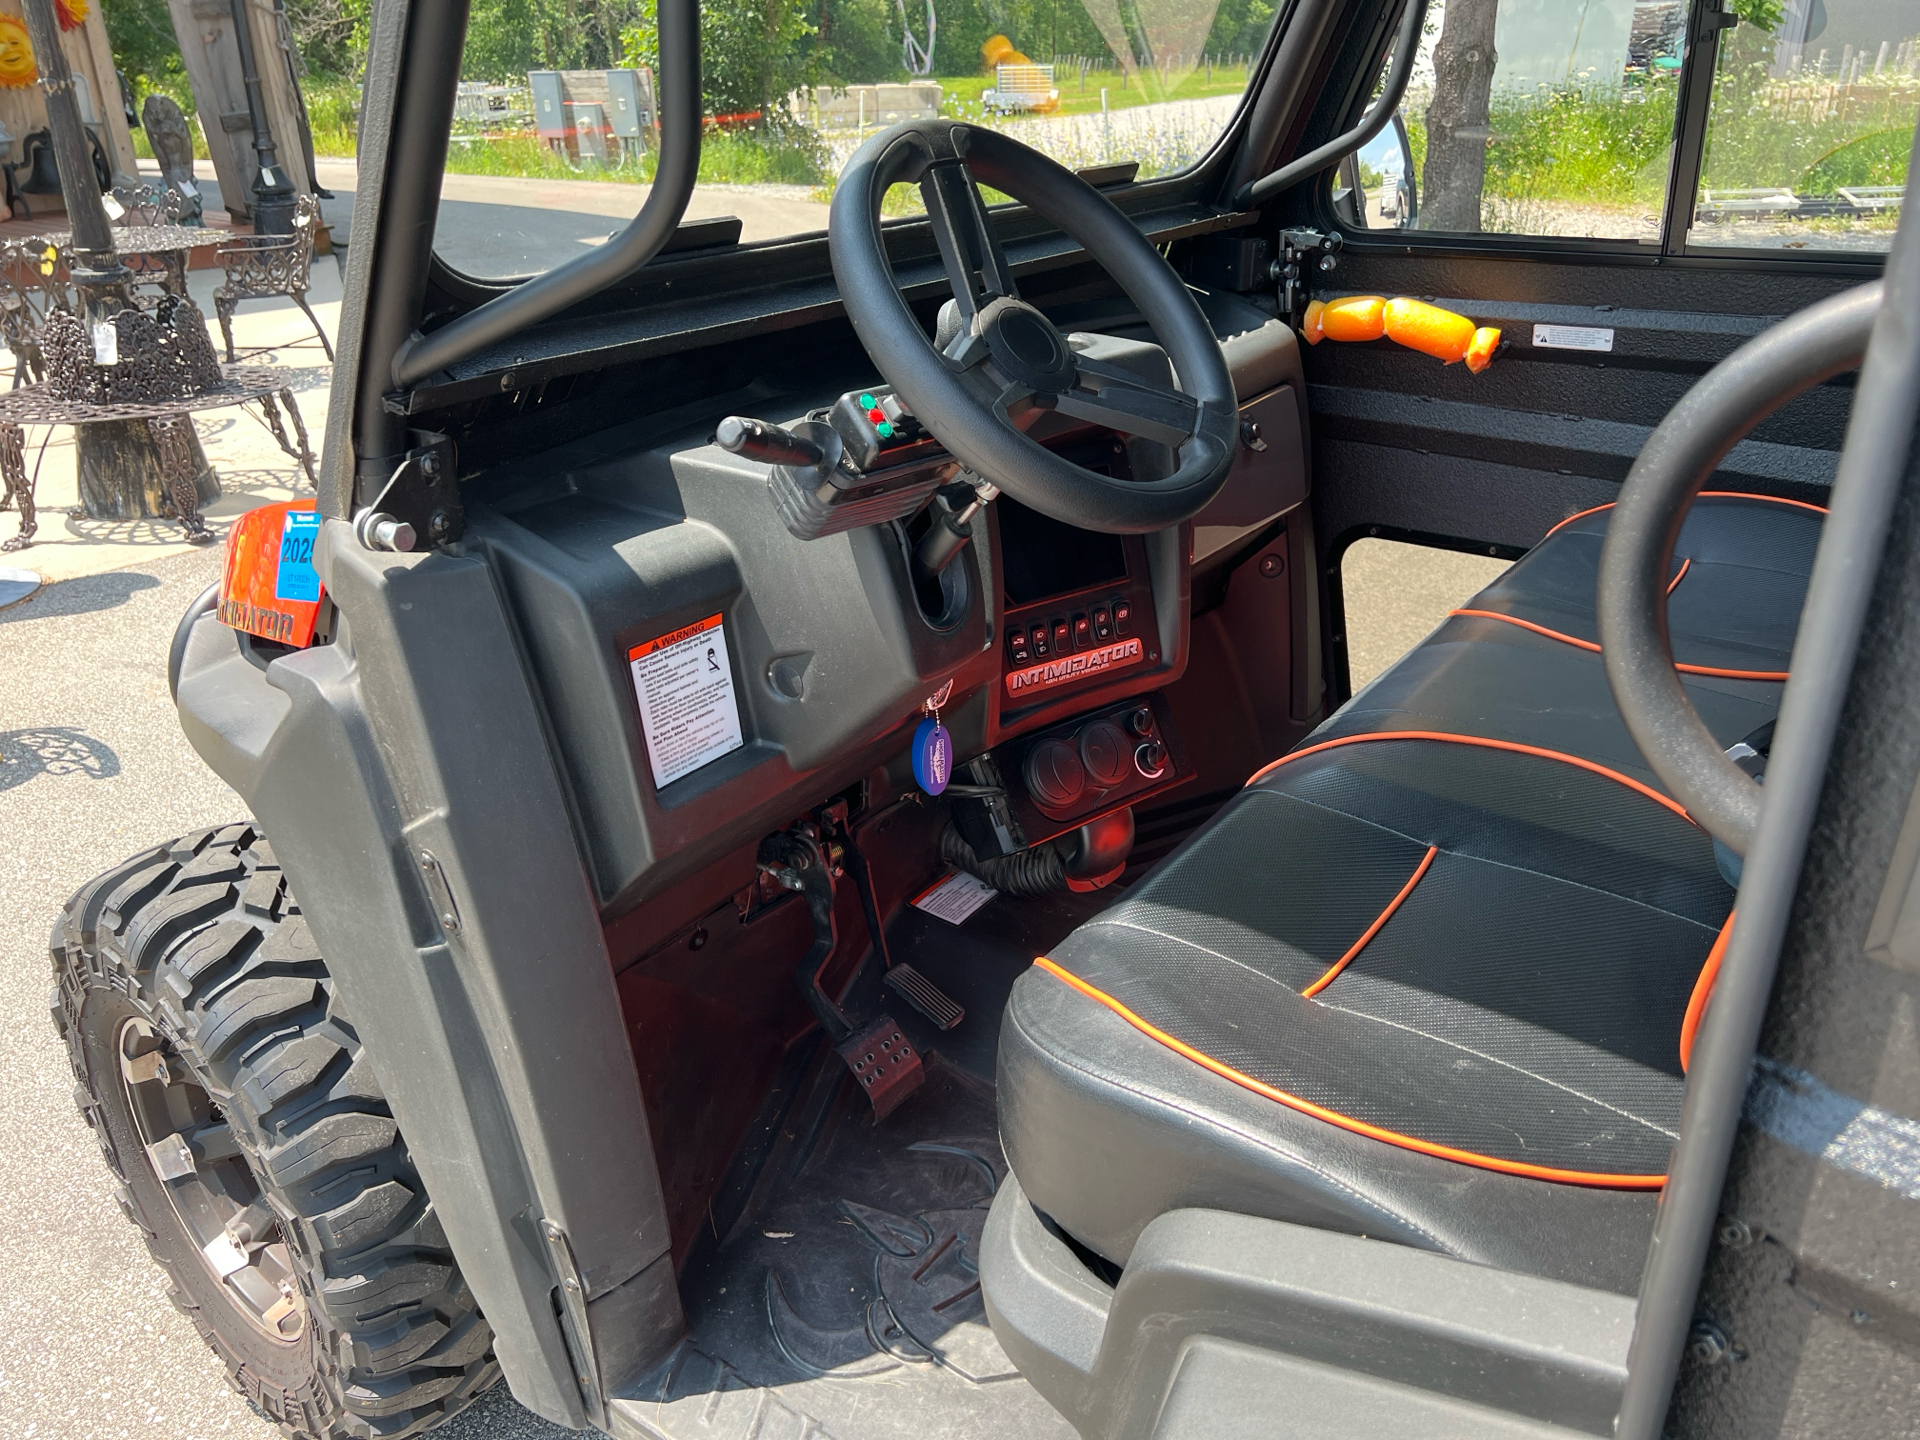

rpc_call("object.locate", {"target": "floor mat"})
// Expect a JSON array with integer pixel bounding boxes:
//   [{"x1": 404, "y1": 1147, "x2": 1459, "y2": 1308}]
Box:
[{"x1": 611, "y1": 1044, "x2": 1079, "y2": 1440}]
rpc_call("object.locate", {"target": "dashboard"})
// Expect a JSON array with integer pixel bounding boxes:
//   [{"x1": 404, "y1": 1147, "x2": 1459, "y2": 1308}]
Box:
[{"x1": 463, "y1": 308, "x2": 1306, "y2": 914}]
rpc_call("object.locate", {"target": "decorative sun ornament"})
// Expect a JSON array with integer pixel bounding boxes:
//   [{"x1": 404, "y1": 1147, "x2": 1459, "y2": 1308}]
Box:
[
  {"x1": 0, "y1": 18, "x2": 35, "y2": 88},
  {"x1": 55, "y1": 0, "x2": 86, "y2": 30}
]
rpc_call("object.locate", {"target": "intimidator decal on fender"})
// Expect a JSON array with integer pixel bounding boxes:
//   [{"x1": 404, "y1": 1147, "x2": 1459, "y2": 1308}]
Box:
[
  {"x1": 1005, "y1": 636, "x2": 1143, "y2": 696},
  {"x1": 218, "y1": 499, "x2": 324, "y2": 647}
]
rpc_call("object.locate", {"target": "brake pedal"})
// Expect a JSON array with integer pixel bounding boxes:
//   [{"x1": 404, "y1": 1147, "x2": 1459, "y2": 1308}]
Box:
[
  {"x1": 884, "y1": 964, "x2": 964, "y2": 1031},
  {"x1": 837, "y1": 1015, "x2": 924, "y2": 1119}
]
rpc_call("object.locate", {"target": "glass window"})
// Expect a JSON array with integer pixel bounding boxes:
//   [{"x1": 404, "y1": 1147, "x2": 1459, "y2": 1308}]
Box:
[
  {"x1": 433, "y1": 0, "x2": 1273, "y2": 280},
  {"x1": 1343, "y1": 0, "x2": 1681, "y2": 242},
  {"x1": 1688, "y1": 0, "x2": 1917, "y2": 252}
]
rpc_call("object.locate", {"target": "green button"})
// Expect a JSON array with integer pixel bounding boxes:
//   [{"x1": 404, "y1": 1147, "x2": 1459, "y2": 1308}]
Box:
[
  {"x1": 876, "y1": 420, "x2": 895, "y2": 439},
  {"x1": 859, "y1": 393, "x2": 876, "y2": 409}
]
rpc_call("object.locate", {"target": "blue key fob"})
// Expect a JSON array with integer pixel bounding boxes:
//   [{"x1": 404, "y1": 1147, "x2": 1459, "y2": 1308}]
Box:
[{"x1": 912, "y1": 717, "x2": 952, "y2": 796}]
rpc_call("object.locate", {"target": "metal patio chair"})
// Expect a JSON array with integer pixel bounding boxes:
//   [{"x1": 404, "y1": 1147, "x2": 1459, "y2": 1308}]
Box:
[{"x1": 211, "y1": 193, "x2": 332, "y2": 363}]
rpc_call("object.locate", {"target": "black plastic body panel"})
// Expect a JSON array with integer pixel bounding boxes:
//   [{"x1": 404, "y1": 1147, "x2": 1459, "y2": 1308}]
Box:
[
  {"x1": 464, "y1": 413, "x2": 996, "y2": 915},
  {"x1": 173, "y1": 523, "x2": 683, "y2": 1426},
  {"x1": 980, "y1": 1178, "x2": 1634, "y2": 1439},
  {"x1": 1303, "y1": 252, "x2": 1867, "y2": 706}
]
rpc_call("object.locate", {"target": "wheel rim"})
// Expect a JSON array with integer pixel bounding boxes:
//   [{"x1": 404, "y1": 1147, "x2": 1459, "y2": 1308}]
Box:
[{"x1": 116, "y1": 1016, "x2": 307, "y2": 1343}]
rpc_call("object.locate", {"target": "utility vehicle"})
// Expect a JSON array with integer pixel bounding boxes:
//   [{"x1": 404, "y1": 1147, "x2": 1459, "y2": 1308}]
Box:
[{"x1": 48, "y1": 0, "x2": 1920, "y2": 1434}]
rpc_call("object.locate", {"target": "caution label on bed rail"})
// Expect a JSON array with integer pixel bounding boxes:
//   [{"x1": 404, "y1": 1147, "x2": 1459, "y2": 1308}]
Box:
[
  {"x1": 1005, "y1": 636, "x2": 1143, "y2": 697},
  {"x1": 629, "y1": 614, "x2": 744, "y2": 790}
]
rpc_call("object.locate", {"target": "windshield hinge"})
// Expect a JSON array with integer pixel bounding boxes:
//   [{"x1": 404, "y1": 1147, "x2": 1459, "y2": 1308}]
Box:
[{"x1": 353, "y1": 432, "x2": 462, "y2": 550}]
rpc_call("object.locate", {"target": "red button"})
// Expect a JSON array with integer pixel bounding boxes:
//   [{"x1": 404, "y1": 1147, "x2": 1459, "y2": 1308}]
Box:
[{"x1": 868, "y1": 407, "x2": 887, "y2": 424}]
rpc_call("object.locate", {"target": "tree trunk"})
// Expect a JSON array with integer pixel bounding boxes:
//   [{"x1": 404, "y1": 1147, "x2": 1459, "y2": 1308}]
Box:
[
  {"x1": 75, "y1": 420, "x2": 219, "y2": 520},
  {"x1": 1419, "y1": 0, "x2": 1499, "y2": 232}
]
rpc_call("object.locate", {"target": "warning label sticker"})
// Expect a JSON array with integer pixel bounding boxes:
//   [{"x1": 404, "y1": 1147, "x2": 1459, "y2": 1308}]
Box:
[
  {"x1": 911, "y1": 870, "x2": 998, "y2": 925},
  {"x1": 628, "y1": 614, "x2": 744, "y2": 790},
  {"x1": 1532, "y1": 323, "x2": 1614, "y2": 353}
]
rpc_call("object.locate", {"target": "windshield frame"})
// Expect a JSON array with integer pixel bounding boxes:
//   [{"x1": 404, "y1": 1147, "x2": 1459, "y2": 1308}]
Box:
[{"x1": 422, "y1": 11, "x2": 1289, "y2": 302}]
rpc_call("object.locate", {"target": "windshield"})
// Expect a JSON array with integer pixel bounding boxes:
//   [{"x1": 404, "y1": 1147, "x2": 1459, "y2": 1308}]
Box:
[{"x1": 431, "y1": 0, "x2": 1274, "y2": 279}]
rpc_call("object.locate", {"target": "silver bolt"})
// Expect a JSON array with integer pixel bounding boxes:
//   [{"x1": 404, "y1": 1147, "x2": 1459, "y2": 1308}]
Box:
[{"x1": 1688, "y1": 1320, "x2": 1733, "y2": 1365}]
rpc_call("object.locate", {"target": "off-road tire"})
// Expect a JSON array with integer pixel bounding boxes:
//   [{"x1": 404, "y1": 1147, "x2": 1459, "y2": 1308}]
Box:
[{"x1": 49, "y1": 822, "x2": 500, "y2": 1438}]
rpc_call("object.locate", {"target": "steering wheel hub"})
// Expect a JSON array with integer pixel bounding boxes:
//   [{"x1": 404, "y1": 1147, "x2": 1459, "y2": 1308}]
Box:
[{"x1": 979, "y1": 297, "x2": 1076, "y2": 392}]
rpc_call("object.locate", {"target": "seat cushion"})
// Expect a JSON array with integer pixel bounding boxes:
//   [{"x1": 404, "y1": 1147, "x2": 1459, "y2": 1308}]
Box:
[
  {"x1": 1452, "y1": 492, "x2": 1824, "y2": 681},
  {"x1": 997, "y1": 493, "x2": 1819, "y2": 1294}
]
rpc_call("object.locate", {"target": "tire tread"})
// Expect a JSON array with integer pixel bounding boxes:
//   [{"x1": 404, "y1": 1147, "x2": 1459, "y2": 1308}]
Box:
[{"x1": 51, "y1": 827, "x2": 498, "y2": 1440}]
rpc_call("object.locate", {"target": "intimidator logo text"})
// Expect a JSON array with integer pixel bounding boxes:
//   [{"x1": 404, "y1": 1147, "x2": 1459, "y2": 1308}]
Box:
[
  {"x1": 217, "y1": 597, "x2": 301, "y2": 643},
  {"x1": 1005, "y1": 637, "x2": 1143, "y2": 695}
]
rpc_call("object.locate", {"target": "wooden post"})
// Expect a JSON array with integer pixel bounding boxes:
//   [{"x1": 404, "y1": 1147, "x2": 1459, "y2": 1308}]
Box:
[{"x1": 164, "y1": 0, "x2": 313, "y2": 224}]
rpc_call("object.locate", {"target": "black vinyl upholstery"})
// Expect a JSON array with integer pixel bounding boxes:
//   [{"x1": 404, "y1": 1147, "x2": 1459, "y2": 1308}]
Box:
[{"x1": 997, "y1": 495, "x2": 1823, "y2": 1295}]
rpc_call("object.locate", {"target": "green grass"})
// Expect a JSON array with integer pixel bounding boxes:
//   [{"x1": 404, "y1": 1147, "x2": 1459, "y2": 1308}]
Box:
[
  {"x1": 1395, "y1": 57, "x2": 1913, "y2": 234},
  {"x1": 305, "y1": 81, "x2": 363, "y2": 159},
  {"x1": 934, "y1": 62, "x2": 1249, "y2": 120},
  {"x1": 1698, "y1": 58, "x2": 1918, "y2": 194},
  {"x1": 1402, "y1": 77, "x2": 1678, "y2": 213},
  {"x1": 443, "y1": 126, "x2": 827, "y2": 185}
]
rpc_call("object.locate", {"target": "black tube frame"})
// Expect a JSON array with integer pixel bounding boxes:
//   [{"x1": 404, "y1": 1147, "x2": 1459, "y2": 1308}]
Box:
[
  {"x1": 389, "y1": 0, "x2": 701, "y2": 389},
  {"x1": 1596, "y1": 282, "x2": 1878, "y2": 854},
  {"x1": 1613, "y1": 138, "x2": 1920, "y2": 1440},
  {"x1": 1235, "y1": 0, "x2": 1427, "y2": 209}
]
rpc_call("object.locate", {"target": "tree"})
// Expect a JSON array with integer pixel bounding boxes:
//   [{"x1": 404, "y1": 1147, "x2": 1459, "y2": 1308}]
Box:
[
  {"x1": 1419, "y1": 0, "x2": 1497, "y2": 232},
  {"x1": 620, "y1": 0, "x2": 816, "y2": 118}
]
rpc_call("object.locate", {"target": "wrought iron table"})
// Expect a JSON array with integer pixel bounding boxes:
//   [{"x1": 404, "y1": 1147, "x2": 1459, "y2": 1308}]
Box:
[
  {"x1": 0, "y1": 364, "x2": 316, "y2": 551},
  {"x1": 32, "y1": 224, "x2": 215, "y2": 304}
]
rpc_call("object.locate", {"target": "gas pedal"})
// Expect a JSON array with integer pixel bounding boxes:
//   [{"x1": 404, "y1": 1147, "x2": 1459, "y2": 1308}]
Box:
[{"x1": 884, "y1": 964, "x2": 964, "y2": 1030}]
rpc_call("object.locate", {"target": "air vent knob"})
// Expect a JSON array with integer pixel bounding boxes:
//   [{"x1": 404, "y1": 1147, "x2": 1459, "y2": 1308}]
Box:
[{"x1": 1026, "y1": 740, "x2": 1086, "y2": 811}]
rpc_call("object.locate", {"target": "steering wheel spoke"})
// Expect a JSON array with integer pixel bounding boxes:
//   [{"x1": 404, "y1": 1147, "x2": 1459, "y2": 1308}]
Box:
[
  {"x1": 833, "y1": 119, "x2": 1239, "y2": 533},
  {"x1": 1054, "y1": 353, "x2": 1199, "y2": 447},
  {"x1": 920, "y1": 159, "x2": 1017, "y2": 325}
]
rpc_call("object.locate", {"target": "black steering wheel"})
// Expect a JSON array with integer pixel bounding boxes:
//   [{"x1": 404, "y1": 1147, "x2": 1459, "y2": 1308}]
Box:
[
  {"x1": 1597, "y1": 282, "x2": 1879, "y2": 855},
  {"x1": 828, "y1": 119, "x2": 1240, "y2": 534}
]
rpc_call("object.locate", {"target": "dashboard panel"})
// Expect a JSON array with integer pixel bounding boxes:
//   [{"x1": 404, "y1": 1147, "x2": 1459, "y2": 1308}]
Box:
[{"x1": 461, "y1": 312, "x2": 1306, "y2": 915}]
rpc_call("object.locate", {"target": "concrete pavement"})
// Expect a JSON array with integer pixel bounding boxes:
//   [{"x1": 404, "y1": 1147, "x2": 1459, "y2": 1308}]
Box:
[{"x1": 1342, "y1": 538, "x2": 1510, "y2": 689}]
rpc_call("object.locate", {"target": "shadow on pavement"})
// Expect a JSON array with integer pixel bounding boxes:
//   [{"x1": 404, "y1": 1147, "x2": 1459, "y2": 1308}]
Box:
[
  {"x1": 0, "y1": 726, "x2": 120, "y2": 792},
  {"x1": 0, "y1": 569, "x2": 161, "y2": 624}
]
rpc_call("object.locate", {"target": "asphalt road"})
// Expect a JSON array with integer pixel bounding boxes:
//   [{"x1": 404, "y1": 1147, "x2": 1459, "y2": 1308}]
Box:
[{"x1": 0, "y1": 539, "x2": 1499, "y2": 1437}]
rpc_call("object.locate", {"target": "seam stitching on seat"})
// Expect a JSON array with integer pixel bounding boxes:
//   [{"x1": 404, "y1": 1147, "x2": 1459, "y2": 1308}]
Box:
[
  {"x1": 1005, "y1": 994, "x2": 1455, "y2": 1250},
  {"x1": 1075, "y1": 917, "x2": 1322, "y2": 993},
  {"x1": 1313, "y1": 994, "x2": 1683, "y2": 1141},
  {"x1": 1071, "y1": 909, "x2": 1687, "y2": 1140},
  {"x1": 1302, "y1": 845, "x2": 1437, "y2": 998},
  {"x1": 1247, "y1": 788, "x2": 1727, "y2": 931},
  {"x1": 1031, "y1": 959, "x2": 1669, "y2": 1188},
  {"x1": 1450, "y1": 609, "x2": 1790, "y2": 681}
]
